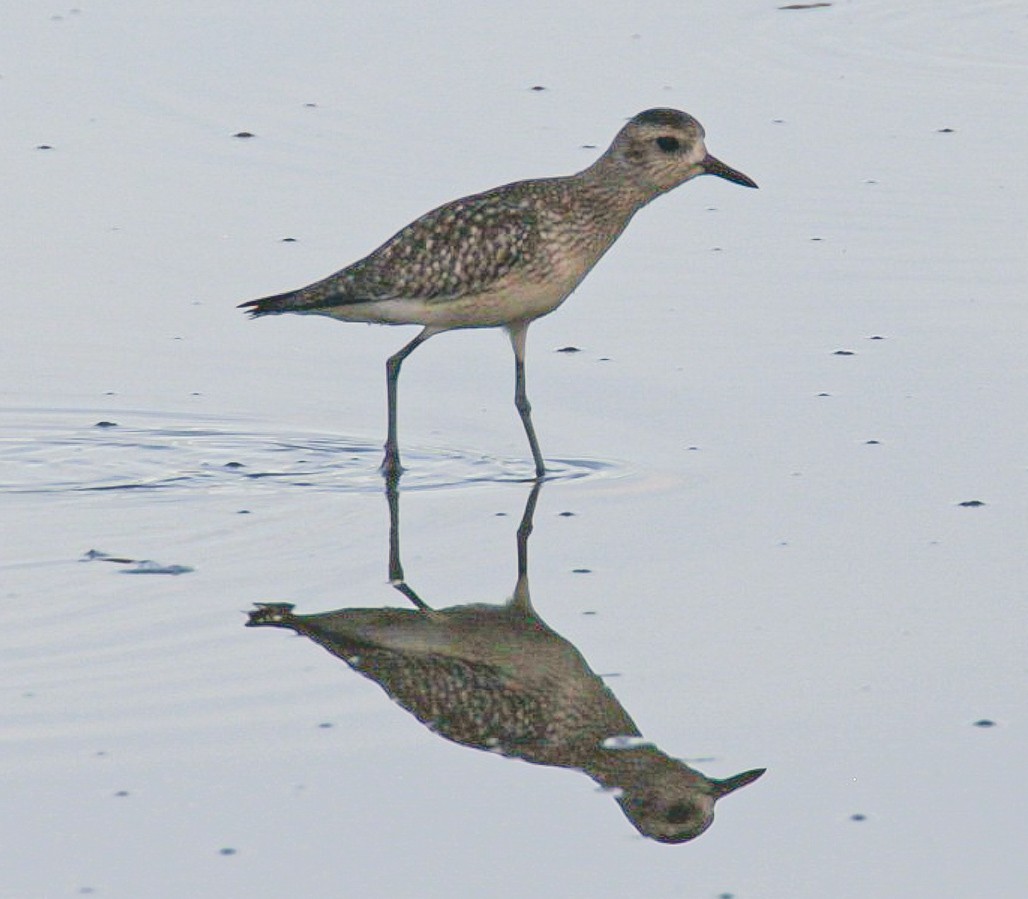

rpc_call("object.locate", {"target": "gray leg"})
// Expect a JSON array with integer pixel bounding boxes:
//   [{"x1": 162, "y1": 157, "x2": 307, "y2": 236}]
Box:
[
  {"x1": 508, "y1": 323, "x2": 546, "y2": 479},
  {"x1": 383, "y1": 327, "x2": 434, "y2": 480},
  {"x1": 385, "y1": 475, "x2": 430, "y2": 610}
]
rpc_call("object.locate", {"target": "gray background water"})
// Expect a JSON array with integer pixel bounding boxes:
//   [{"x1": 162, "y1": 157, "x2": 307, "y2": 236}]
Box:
[{"x1": 3, "y1": 2, "x2": 1026, "y2": 896}]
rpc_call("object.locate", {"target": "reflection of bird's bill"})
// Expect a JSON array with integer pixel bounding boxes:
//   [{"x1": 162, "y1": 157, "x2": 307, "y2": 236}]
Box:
[
  {"x1": 713, "y1": 767, "x2": 767, "y2": 797},
  {"x1": 702, "y1": 154, "x2": 759, "y2": 189}
]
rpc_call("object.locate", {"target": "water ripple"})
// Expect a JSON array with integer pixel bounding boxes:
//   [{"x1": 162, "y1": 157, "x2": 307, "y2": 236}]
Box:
[{"x1": 0, "y1": 410, "x2": 625, "y2": 495}]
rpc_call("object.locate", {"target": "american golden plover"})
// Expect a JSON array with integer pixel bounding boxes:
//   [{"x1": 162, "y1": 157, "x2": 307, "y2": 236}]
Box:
[{"x1": 240, "y1": 108, "x2": 757, "y2": 479}]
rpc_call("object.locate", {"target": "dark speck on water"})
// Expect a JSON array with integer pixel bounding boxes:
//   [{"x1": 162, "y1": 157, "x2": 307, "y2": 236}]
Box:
[
  {"x1": 973, "y1": 719, "x2": 996, "y2": 728},
  {"x1": 556, "y1": 346, "x2": 581, "y2": 353},
  {"x1": 834, "y1": 349, "x2": 855, "y2": 356},
  {"x1": 558, "y1": 511, "x2": 575, "y2": 517},
  {"x1": 958, "y1": 500, "x2": 986, "y2": 507},
  {"x1": 850, "y1": 813, "x2": 867, "y2": 821},
  {"x1": 937, "y1": 127, "x2": 955, "y2": 133},
  {"x1": 219, "y1": 848, "x2": 238, "y2": 856},
  {"x1": 529, "y1": 85, "x2": 547, "y2": 91},
  {"x1": 281, "y1": 237, "x2": 297, "y2": 242},
  {"x1": 233, "y1": 131, "x2": 256, "y2": 138},
  {"x1": 93, "y1": 420, "x2": 118, "y2": 428},
  {"x1": 572, "y1": 568, "x2": 592, "y2": 574}
]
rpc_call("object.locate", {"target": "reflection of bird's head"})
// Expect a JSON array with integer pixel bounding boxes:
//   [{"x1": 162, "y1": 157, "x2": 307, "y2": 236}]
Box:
[{"x1": 613, "y1": 764, "x2": 766, "y2": 844}]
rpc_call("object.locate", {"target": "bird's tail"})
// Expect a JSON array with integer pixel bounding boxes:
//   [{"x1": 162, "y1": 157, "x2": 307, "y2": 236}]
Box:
[
  {"x1": 237, "y1": 290, "x2": 303, "y2": 318},
  {"x1": 246, "y1": 602, "x2": 300, "y2": 628}
]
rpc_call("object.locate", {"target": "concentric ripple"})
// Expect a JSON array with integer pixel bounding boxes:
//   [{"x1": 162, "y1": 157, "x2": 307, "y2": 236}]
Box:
[{"x1": 0, "y1": 409, "x2": 624, "y2": 495}]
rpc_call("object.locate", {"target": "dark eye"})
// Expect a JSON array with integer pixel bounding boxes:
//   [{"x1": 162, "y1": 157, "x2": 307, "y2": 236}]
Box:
[{"x1": 656, "y1": 136, "x2": 680, "y2": 153}]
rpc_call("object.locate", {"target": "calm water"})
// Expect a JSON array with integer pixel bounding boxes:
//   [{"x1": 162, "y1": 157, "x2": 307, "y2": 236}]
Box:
[{"x1": 3, "y1": 2, "x2": 1026, "y2": 896}]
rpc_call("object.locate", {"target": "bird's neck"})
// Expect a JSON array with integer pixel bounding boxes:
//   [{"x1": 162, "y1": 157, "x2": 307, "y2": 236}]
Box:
[{"x1": 575, "y1": 153, "x2": 666, "y2": 214}]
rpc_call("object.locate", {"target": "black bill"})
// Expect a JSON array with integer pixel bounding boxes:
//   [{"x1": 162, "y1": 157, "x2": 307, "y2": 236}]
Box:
[{"x1": 703, "y1": 154, "x2": 758, "y2": 189}]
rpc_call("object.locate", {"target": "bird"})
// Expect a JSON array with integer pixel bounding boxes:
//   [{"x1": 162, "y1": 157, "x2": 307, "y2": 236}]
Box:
[
  {"x1": 247, "y1": 482, "x2": 765, "y2": 842},
  {"x1": 239, "y1": 108, "x2": 757, "y2": 480}
]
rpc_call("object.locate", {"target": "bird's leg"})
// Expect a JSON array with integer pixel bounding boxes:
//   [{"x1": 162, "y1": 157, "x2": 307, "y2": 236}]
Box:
[
  {"x1": 383, "y1": 327, "x2": 434, "y2": 480},
  {"x1": 508, "y1": 323, "x2": 546, "y2": 479}
]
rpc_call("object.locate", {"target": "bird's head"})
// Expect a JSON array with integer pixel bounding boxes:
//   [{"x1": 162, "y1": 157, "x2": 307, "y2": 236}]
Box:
[{"x1": 605, "y1": 107, "x2": 758, "y2": 196}]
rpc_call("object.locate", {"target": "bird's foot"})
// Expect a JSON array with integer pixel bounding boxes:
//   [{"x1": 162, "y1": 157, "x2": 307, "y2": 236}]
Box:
[{"x1": 380, "y1": 449, "x2": 404, "y2": 485}]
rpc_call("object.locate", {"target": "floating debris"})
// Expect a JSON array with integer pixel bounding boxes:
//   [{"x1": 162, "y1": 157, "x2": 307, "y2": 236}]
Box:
[
  {"x1": 81, "y1": 549, "x2": 193, "y2": 575},
  {"x1": 82, "y1": 549, "x2": 133, "y2": 564},
  {"x1": 120, "y1": 560, "x2": 194, "y2": 575},
  {"x1": 555, "y1": 345, "x2": 581, "y2": 353},
  {"x1": 973, "y1": 719, "x2": 996, "y2": 728},
  {"x1": 93, "y1": 420, "x2": 118, "y2": 428},
  {"x1": 833, "y1": 349, "x2": 856, "y2": 356},
  {"x1": 233, "y1": 131, "x2": 256, "y2": 139},
  {"x1": 958, "y1": 500, "x2": 986, "y2": 508}
]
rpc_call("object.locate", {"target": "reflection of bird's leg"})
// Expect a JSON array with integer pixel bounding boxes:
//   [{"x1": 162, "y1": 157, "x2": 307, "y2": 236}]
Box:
[
  {"x1": 512, "y1": 480, "x2": 542, "y2": 612},
  {"x1": 385, "y1": 476, "x2": 430, "y2": 610}
]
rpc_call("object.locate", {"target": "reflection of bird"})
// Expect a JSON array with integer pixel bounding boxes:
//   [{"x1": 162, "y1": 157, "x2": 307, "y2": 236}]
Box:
[
  {"x1": 240, "y1": 109, "x2": 757, "y2": 479},
  {"x1": 248, "y1": 484, "x2": 764, "y2": 842}
]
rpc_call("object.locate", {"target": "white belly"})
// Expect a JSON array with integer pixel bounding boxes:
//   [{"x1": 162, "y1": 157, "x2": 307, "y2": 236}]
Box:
[{"x1": 323, "y1": 261, "x2": 590, "y2": 330}]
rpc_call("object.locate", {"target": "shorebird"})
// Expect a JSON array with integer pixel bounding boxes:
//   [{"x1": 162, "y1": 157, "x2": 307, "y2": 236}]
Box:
[
  {"x1": 240, "y1": 108, "x2": 757, "y2": 479},
  {"x1": 248, "y1": 482, "x2": 765, "y2": 842}
]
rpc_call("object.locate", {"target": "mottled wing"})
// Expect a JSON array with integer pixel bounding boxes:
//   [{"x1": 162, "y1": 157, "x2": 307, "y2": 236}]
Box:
[{"x1": 241, "y1": 186, "x2": 540, "y2": 315}]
